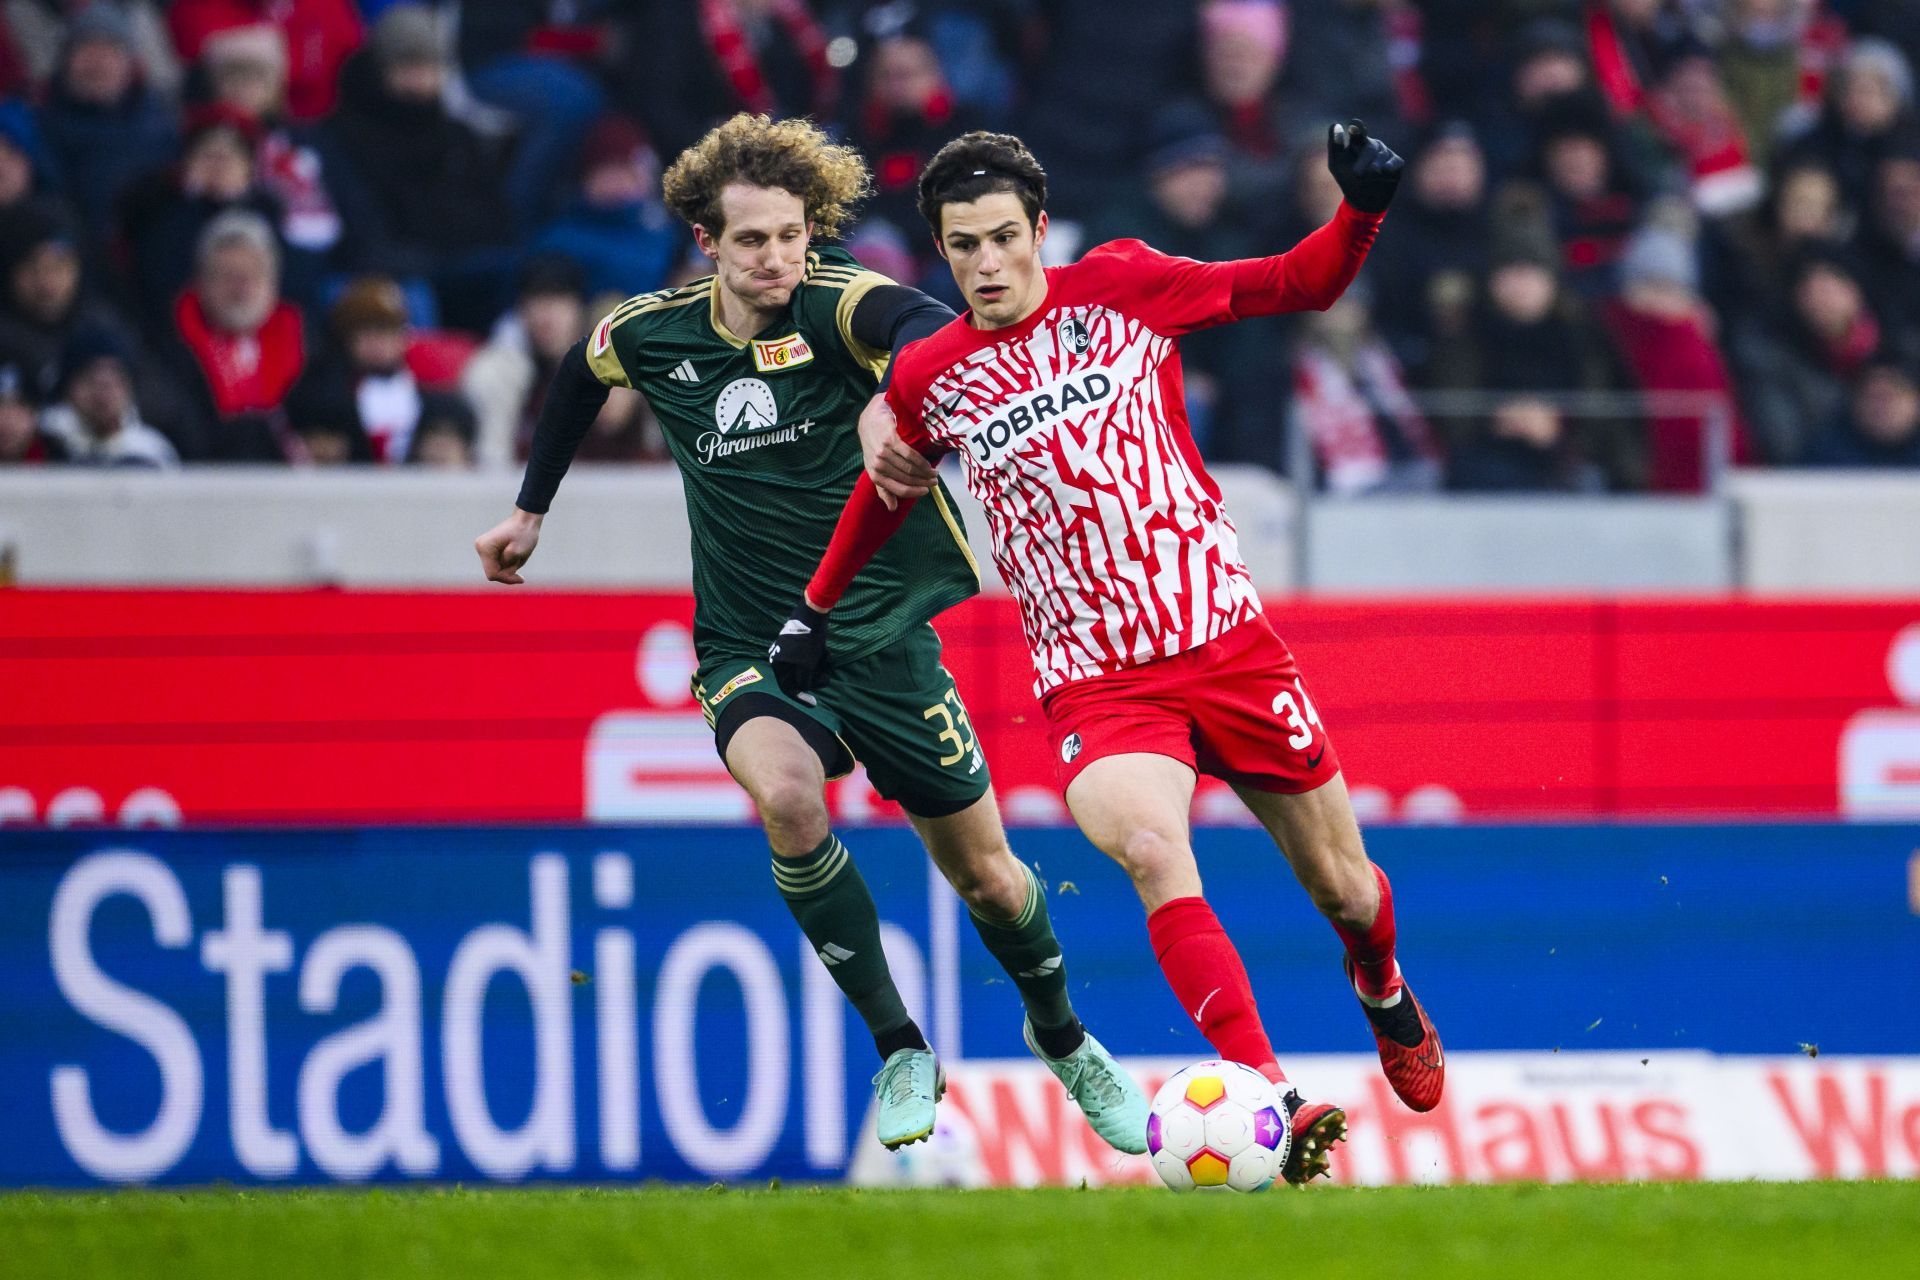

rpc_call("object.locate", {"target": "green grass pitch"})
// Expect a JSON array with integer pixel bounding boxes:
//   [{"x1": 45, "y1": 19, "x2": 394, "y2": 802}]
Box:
[{"x1": 4, "y1": 1182, "x2": 1916, "y2": 1280}]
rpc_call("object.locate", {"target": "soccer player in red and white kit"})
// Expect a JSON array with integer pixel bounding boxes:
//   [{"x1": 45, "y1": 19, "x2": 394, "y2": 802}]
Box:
[{"x1": 769, "y1": 124, "x2": 1442, "y2": 1182}]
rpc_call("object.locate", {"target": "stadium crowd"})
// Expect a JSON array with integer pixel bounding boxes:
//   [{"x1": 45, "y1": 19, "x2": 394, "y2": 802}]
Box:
[{"x1": 0, "y1": 0, "x2": 1916, "y2": 486}]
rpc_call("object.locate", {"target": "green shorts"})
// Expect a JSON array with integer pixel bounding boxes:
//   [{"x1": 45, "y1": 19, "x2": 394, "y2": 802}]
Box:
[{"x1": 692, "y1": 623, "x2": 990, "y2": 819}]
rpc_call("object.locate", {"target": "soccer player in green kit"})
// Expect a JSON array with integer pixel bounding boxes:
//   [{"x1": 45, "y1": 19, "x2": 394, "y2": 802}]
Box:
[{"x1": 474, "y1": 114, "x2": 1146, "y2": 1154}]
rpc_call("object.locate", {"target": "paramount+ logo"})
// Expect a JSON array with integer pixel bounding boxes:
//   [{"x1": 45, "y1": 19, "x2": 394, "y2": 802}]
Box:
[{"x1": 958, "y1": 370, "x2": 1115, "y2": 467}]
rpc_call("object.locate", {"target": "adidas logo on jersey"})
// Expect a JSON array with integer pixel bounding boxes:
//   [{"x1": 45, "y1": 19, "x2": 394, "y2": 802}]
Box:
[{"x1": 668, "y1": 359, "x2": 699, "y2": 383}]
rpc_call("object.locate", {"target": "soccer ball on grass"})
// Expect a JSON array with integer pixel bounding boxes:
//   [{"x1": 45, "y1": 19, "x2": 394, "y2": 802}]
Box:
[{"x1": 1146, "y1": 1059, "x2": 1290, "y2": 1192}]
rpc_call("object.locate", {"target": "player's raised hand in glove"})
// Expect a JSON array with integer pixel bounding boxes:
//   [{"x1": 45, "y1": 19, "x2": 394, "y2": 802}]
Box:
[
  {"x1": 1326, "y1": 119, "x2": 1404, "y2": 214},
  {"x1": 769, "y1": 597, "x2": 831, "y2": 695}
]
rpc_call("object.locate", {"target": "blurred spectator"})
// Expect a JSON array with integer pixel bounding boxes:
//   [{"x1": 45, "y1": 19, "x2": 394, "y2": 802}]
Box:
[
  {"x1": 317, "y1": 274, "x2": 443, "y2": 463},
  {"x1": 1715, "y1": 0, "x2": 1834, "y2": 170},
  {"x1": 851, "y1": 19, "x2": 977, "y2": 267},
  {"x1": 0, "y1": 359, "x2": 65, "y2": 462},
  {"x1": 1196, "y1": 0, "x2": 1287, "y2": 163},
  {"x1": 619, "y1": 0, "x2": 840, "y2": 160},
  {"x1": 0, "y1": 100, "x2": 73, "y2": 237},
  {"x1": 1092, "y1": 100, "x2": 1286, "y2": 466},
  {"x1": 327, "y1": 4, "x2": 516, "y2": 329},
  {"x1": 4, "y1": 0, "x2": 181, "y2": 97},
  {"x1": 34, "y1": 4, "x2": 178, "y2": 250},
  {"x1": 167, "y1": 209, "x2": 305, "y2": 461},
  {"x1": 1646, "y1": 53, "x2": 1765, "y2": 217},
  {"x1": 283, "y1": 373, "x2": 370, "y2": 464},
  {"x1": 0, "y1": 209, "x2": 141, "y2": 405},
  {"x1": 1370, "y1": 119, "x2": 1490, "y2": 370},
  {"x1": 1016, "y1": 0, "x2": 1200, "y2": 223},
  {"x1": 1731, "y1": 248, "x2": 1885, "y2": 463},
  {"x1": 406, "y1": 393, "x2": 476, "y2": 468},
  {"x1": 1290, "y1": 288, "x2": 1441, "y2": 494},
  {"x1": 117, "y1": 104, "x2": 284, "y2": 333},
  {"x1": 1529, "y1": 94, "x2": 1645, "y2": 297},
  {"x1": 39, "y1": 323, "x2": 176, "y2": 465},
  {"x1": 199, "y1": 23, "x2": 363, "y2": 303},
  {"x1": 463, "y1": 254, "x2": 588, "y2": 468},
  {"x1": 454, "y1": 0, "x2": 606, "y2": 229},
  {"x1": 1859, "y1": 143, "x2": 1920, "y2": 333},
  {"x1": 530, "y1": 114, "x2": 677, "y2": 300},
  {"x1": 1780, "y1": 37, "x2": 1919, "y2": 207},
  {"x1": 1428, "y1": 233, "x2": 1638, "y2": 491},
  {"x1": 1601, "y1": 224, "x2": 1755, "y2": 491},
  {"x1": 1807, "y1": 353, "x2": 1920, "y2": 467},
  {"x1": 1279, "y1": 0, "x2": 1403, "y2": 143},
  {"x1": 1478, "y1": 17, "x2": 1599, "y2": 180},
  {"x1": 166, "y1": 0, "x2": 362, "y2": 123}
]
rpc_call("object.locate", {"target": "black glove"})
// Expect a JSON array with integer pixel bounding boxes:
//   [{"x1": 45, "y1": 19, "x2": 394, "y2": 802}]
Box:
[
  {"x1": 1326, "y1": 118, "x2": 1405, "y2": 214},
  {"x1": 769, "y1": 598, "x2": 830, "y2": 695}
]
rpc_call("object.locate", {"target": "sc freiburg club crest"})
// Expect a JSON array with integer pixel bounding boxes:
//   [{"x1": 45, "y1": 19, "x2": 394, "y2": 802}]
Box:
[{"x1": 1059, "y1": 316, "x2": 1091, "y2": 354}]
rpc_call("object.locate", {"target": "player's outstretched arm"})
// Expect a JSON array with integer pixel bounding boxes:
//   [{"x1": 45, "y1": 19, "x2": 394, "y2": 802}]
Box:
[
  {"x1": 473, "y1": 337, "x2": 611, "y2": 585},
  {"x1": 1225, "y1": 119, "x2": 1405, "y2": 319}
]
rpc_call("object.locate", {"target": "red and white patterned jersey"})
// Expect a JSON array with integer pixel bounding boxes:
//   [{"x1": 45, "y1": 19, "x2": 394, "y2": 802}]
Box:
[{"x1": 886, "y1": 239, "x2": 1265, "y2": 695}]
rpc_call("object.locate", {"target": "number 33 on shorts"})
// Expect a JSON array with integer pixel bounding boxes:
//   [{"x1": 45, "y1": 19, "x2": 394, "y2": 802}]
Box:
[{"x1": 1272, "y1": 679, "x2": 1324, "y2": 753}]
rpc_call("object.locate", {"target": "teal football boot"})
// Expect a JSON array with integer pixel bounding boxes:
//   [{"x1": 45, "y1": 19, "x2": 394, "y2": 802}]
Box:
[
  {"x1": 1023, "y1": 1020, "x2": 1150, "y2": 1154},
  {"x1": 872, "y1": 1047, "x2": 945, "y2": 1150}
]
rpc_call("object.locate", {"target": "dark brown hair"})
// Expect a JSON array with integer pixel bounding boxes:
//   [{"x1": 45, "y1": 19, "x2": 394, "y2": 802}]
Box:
[
  {"x1": 917, "y1": 131, "x2": 1048, "y2": 234},
  {"x1": 661, "y1": 114, "x2": 871, "y2": 238}
]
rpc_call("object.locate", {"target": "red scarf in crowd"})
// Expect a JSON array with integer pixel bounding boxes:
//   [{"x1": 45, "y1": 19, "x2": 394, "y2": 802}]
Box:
[
  {"x1": 699, "y1": 0, "x2": 835, "y2": 120},
  {"x1": 174, "y1": 289, "x2": 306, "y2": 419}
]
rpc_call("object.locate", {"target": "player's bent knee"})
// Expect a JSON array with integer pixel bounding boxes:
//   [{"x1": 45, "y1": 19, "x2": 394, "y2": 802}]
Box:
[
  {"x1": 1117, "y1": 826, "x2": 1193, "y2": 888},
  {"x1": 753, "y1": 772, "x2": 830, "y2": 849}
]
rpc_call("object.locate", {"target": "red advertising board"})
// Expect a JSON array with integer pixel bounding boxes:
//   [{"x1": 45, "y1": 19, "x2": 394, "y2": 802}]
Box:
[{"x1": 3, "y1": 590, "x2": 1919, "y2": 826}]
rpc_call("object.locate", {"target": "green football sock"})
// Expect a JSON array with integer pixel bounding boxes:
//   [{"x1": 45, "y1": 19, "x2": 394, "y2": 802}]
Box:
[
  {"x1": 774, "y1": 834, "x2": 919, "y2": 1050},
  {"x1": 970, "y1": 860, "x2": 1079, "y2": 1035}
]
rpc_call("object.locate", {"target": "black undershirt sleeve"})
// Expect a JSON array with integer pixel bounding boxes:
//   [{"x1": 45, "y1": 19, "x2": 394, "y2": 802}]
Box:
[
  {"x1": 848, "y1": 285, "x2": 954, "y2": 389},
  {"x1": 514, "y1": 338, "x2": 611, "y2": 514}
]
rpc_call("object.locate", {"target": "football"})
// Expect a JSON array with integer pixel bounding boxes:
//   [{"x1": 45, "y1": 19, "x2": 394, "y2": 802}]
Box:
[{"x1": 1146, "y1": 1060, "x2": 1291, "y2": 1192}]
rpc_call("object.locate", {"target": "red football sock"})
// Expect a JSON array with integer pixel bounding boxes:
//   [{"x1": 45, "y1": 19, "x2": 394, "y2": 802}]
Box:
[
  {"x1": 1147, "y1": 896, "x2": 1284, "y2": 1082},
  {"x1": 1331, "y1": 863, "x2": 1403, "y2": 1001}
]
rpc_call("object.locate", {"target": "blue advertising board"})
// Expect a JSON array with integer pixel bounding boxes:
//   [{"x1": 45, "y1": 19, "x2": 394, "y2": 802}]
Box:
[{"x1": 1, "y1": 823, "x2": 1916, "y2": 1186}]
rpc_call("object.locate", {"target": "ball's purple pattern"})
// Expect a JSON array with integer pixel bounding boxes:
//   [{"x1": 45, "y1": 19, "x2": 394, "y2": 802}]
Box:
[
  {"x1": 1252, "y1": 1106, "x2": 1286, "y2": 1150},
  {"x1": 1145, "y1": 1112, "x2": 1163, "y2": 1156}
]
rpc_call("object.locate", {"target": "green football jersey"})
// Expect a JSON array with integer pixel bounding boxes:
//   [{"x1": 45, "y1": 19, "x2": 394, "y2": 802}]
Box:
[{"x1": 585, "y1": 245, "x2": 979, "y2": 664}]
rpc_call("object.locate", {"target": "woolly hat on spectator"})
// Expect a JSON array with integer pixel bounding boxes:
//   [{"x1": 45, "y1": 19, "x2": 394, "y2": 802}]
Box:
[
  {"x1": 3, "y1": 207, "x2": 76, "y2": 274},
  {"x1": 1842, "y1": 37, "x2": 1914, "y2": 108},
  {"x1": 370, "y1": 5, "x2": 446, "y2": 68},
  {"x1": 1618, "y1": 226, "x2": 1699, "y2": 293},
  {"x1": 0, "y1": 362, "x2": 25, "y2": 402},
  {"x1": 331, "y1": 277, "x2": 410, "y2": 336},
  {"x1": 57, "y1": 325, "x2": 133, "y2": 395},
  {"x1": 1145, "y1": 101, "x2": 1230, "y2": 175},
  {"x1": 203, "y1": 23, "x2": 288, "y2": 75},
  {"x1": 65, "y1": 4, "x2": 136, "y2": 51},
  {"x1": 580, "y1": 113, "x2": 655, "y2": 176},
  {"x1": 1201, "y1": 0, "x2": 1286, "y2": 56}
]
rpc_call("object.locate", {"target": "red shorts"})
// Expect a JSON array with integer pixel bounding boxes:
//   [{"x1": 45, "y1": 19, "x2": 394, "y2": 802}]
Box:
[{"x1": 1039, "y1": 615, "x2": 1341, "y2": 795}]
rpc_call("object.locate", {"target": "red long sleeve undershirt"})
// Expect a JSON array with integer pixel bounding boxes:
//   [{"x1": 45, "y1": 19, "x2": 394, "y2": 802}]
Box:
[{"x1": 805, "y1": 200, "x2": 1385, "y2": 611}]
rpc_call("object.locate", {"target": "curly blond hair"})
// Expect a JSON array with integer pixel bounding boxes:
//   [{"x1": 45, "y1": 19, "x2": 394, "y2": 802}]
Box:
[{"x1": 662, "y1": 114, "x2": 872, "y2": 239}]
